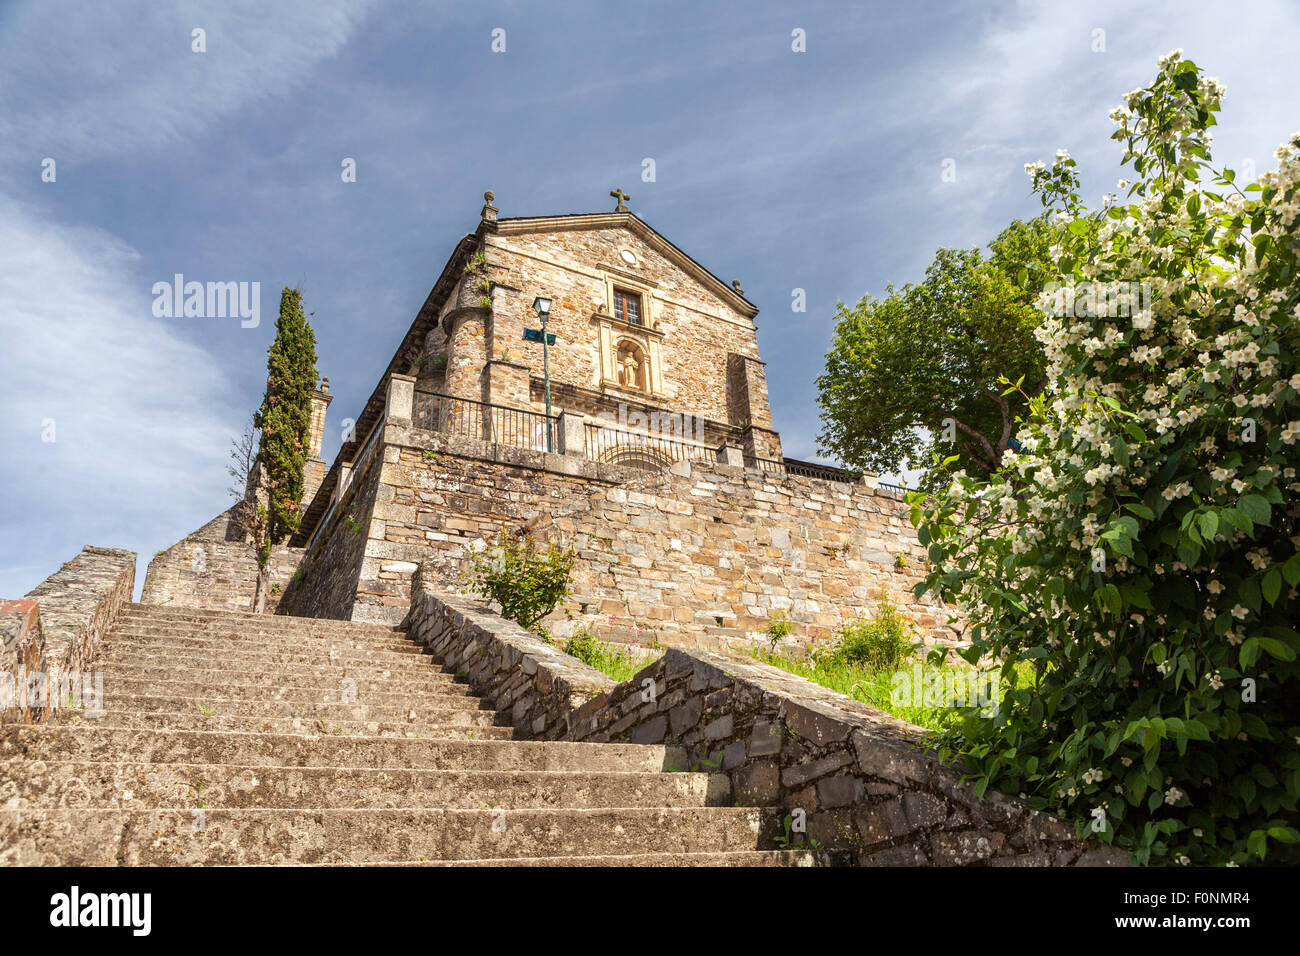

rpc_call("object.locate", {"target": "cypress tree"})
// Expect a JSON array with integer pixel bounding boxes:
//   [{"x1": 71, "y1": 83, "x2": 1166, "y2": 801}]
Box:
[{"x1": 254, "y1": 286, "x2": 318, "y2": 552}]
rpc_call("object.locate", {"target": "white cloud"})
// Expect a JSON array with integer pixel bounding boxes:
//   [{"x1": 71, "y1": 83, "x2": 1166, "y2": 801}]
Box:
[{"x1": 0, "y1": 193, "x2": 241, "y2": 597}]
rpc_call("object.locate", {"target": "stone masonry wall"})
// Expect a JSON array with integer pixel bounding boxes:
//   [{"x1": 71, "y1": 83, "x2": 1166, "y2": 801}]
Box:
[
  {"x1": 3, "y1": 546, "x2": 135, "y2": 720},
  {"x1": 342, "y1": 421, "x2": 642, "y2": 623},
  {"x1": 526, "y1": 458, "x2": 961, "y2": 654},
  {"x1": 405, "y1": 579, "x2": 1123, "y2": 866},
  {"x1": 278, "y1": 436, "x2": 385, "y2": 621},
  {"x1": 142, "y1": 508, "x2": 302, "y2": 613}
]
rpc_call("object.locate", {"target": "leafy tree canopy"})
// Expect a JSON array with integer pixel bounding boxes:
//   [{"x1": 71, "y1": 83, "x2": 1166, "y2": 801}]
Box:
[{"x1": 817, "y1": 217, "x2": 1055, "y2": 488}]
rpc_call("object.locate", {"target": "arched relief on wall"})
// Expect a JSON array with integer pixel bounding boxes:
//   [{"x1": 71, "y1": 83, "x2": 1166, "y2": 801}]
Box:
[
  {"x1": 594, "y1": 313, "x2": 664, "y2": 397},
  {"x1": 615, "y1": 339, "x2": 648, "y2": 392}
]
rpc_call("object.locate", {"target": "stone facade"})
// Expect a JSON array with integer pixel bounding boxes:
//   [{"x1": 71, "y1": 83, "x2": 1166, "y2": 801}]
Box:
[
  {"x1": 470, "y1": 212, "x2": 773, "y2": 436},
  {"x1": 405, "y1": 579, "x2": 1123, "y2": 866},
  {"x1": 141, "y1": 508, "x2": 302, "y2": 613}
]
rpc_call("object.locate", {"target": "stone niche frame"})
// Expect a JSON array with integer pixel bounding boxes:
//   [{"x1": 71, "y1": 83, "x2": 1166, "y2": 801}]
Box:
[{"x1": 592, "y1": 284, "x2": 666, "y2": 399}]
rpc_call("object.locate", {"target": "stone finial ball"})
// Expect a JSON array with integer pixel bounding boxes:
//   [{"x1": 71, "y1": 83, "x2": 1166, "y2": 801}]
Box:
[{"x1": 484, "y1": 190, "x2": 495, "y2": 203}]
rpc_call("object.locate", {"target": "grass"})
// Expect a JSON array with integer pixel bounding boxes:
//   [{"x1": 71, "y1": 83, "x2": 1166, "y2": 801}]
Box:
[
  {"x1": 752, "y1": 649, "x2": 971, "y2": 733},
  {"x1": 563, "y1": 629, "x2": 652, "y2": 682},
  {"x1": 754, "y1": 646, "x2": 1035, "y2": 734}
]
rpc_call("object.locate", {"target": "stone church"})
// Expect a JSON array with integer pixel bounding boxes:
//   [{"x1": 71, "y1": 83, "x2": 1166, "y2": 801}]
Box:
[
  {"x1": 141, "y1": 191, "x2": 955, "y2": 653},
  {"x1": 3, "y1": 193, "x2": 1117, "y2": 871}
]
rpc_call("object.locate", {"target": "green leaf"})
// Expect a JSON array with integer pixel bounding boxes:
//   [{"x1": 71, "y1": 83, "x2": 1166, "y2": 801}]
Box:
[
  {"x1": 1283, "y1": 554, "x2": 1300, "y2": 588},
  {"x1": 1263, "y1": 568, "x2": 1282, "y2": 606},
  {"x1": 1239, "y1": 494, "x2": 1270, "y2": 525},
  {"x1": 1257, "y1": 637, "x2": 1296, "y2": 661}
]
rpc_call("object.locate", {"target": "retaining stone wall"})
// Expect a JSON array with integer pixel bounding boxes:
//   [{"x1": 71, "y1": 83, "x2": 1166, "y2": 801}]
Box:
[
  {"x1": 404, "y1": 574, "x2": 1124, "y2": 866},
  {"x1": 279, "y1": 438, "x2": 385, "y2": 620},
  {"x1": 527, "y1": 458, "x2": 962, "y2": 654}
]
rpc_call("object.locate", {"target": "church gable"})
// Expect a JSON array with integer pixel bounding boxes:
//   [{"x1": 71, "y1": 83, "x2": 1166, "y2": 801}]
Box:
[{"x1": 474, "y1": 208, "x2": 765, "y2": 425}]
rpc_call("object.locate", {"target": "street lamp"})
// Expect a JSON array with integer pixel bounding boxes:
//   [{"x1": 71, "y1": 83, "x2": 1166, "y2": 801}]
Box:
[{"x1": 531, "y1": 297, "x2": 555, "y2": 452}]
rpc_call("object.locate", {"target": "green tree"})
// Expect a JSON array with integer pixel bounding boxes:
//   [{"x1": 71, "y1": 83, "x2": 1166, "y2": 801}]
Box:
[
  {"x1": 916, "y1": 53, "x2": 1300, "y2": 865},
  {"x1": 252, "y1": 287, "x2": 318, "y2": 584},
  {"x1": 817, "y1": 218, "x2": 1054, "y2": 488}
]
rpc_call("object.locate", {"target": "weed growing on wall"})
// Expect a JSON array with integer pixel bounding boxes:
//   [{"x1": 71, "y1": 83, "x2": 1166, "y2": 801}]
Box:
[{"x1": 467, "y1": 532, "x2": 575, "y2": 632}]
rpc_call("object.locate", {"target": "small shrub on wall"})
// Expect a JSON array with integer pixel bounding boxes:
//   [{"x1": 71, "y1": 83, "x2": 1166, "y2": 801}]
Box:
[
  {"x1": 915, "y1": 53, "x2": 1300, "y2": 865},
  {"x1": 467, "y1": 532, "x2": 575, "y2": 633}
]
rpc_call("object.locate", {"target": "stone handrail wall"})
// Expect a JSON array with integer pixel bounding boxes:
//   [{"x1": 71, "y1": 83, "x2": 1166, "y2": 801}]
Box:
[
  {"x1": 0, "y1": 600, "x2": 44, "y2": 722},
  {"x1": 406, "y1": 569, "x2": 1124, "y2": 866},
  {"x1": 3, "y1": 546, "x2": 135, "y2": 719},
  {"x1": 406, "y1": 565, "x2": 615, "y2": 737}
]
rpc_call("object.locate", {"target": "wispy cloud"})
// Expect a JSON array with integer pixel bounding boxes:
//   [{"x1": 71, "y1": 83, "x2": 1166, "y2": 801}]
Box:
[
  {"x1": 0, "y1": 193, "x2": 238, "y2": 597},
  {"x1": 0, "y1": 0, "x2": 375, "y2": 171}
]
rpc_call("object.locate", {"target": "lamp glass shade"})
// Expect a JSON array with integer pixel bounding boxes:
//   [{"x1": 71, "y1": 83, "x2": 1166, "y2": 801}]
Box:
[{"x1": 532, "y1": 297, "x2": 552, "y2": 317}]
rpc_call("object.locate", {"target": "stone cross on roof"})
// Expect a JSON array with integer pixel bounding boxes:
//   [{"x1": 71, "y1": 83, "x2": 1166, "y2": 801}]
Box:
[{"x1": 610, "y1": 188, "x2": 630, "y2": 212}]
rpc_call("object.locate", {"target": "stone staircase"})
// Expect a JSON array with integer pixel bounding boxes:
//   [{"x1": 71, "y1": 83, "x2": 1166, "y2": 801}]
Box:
[{"x1": 0, "y1": 604, "x2": 831, "y2": 865}]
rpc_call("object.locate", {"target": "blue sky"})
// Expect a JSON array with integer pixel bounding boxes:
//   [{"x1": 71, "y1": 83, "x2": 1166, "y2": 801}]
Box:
[{"x1": 2, "y1": 0, "x2": 1298, "y2": 599}]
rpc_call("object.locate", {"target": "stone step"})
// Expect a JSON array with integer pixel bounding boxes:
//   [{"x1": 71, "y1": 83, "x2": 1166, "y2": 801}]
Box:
[
  {"x1": 0, "y1": 760, "x2": 727, "y2": 810},
  {"x1": 110, "y1": 623, "x2": 422, "y2": 654},
  {"x1": 98, "y1": 676, "x2": 479, "y2": 707},
  {"x1": 51, "y1": 710, "x2": 516, "y2": 738},
  {"x1": 97, "y1": 663, "x2": 461, "y2": 695},
  {"x1": 98, "y1": 638, "x2": 436, "y2": 670},
  {"x1": 63, "y1": 692, "x2": 498, "y2": 722},
  {"x1": 0, "y1": 727, "x2": 685, "y2": 772},
  {"x1": 0, "y1": 807, "x2": 780, "y2": 864},
  {"x1": 361, "y1": 851, "x2": 842, "y2": 867},
  {"x1": 124, "y1": 605, "x2": 404, "y2": 636}
]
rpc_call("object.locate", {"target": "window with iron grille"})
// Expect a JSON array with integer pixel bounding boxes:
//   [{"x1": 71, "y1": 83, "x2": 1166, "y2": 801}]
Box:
[{"x1": 614, "y1": 289, "x2": 642, "y2": 325}]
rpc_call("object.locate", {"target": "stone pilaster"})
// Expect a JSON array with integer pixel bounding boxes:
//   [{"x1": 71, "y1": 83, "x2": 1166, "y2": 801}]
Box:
[
  {"x1": 482, "y1": 357, "x2": 531, "y2": 409},
  {"x1": 741, "y1": 425, "x2": 783, "y2": 463},
  {"x1": 726, "y1": 352, "x2": 776, "y2": 431},
  {"x1": 385, "y1": 374, "x2": 415, "y2": 424}
]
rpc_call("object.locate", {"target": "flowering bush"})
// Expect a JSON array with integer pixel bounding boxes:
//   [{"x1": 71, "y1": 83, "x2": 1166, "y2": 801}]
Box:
[{"x1": 915, "y1": 51, "x2": 1300, "y2": 865}]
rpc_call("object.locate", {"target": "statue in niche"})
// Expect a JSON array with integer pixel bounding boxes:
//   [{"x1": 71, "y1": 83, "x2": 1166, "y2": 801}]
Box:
[{"x1": 617, "y1": 343, "x2": 646, "y2": 391}]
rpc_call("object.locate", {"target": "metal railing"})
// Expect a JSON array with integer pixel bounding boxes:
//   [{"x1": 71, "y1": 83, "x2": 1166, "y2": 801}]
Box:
[
  {"x1": 878, "y1": 480, "x2": 912, "y2": 494},
  {"x1": 745, "y1": 456, "x2": 786, "y2": 476},
  {"x1": 584, "y1": 422, "x2": 718, "y2": 471},
  {"x1": 742, "y1": 456, "x2": 913, "y2": 492},
  {"x1": 413, "y1": 390, "x2": 556, "y2": 452},
  {"x1": 306, "y1": 417, "x2": 384, "y2": 553}
]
